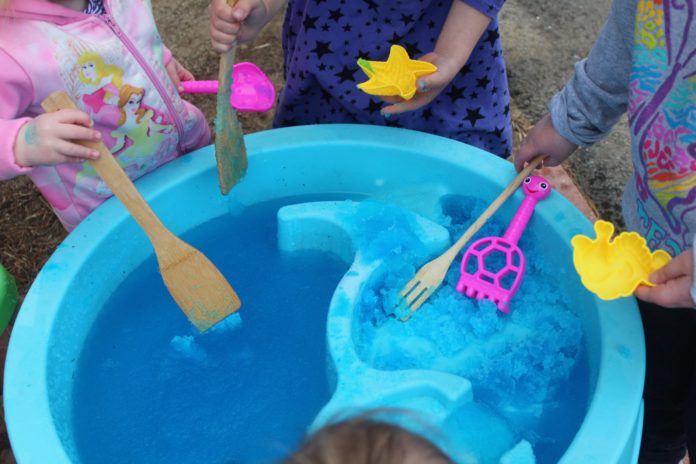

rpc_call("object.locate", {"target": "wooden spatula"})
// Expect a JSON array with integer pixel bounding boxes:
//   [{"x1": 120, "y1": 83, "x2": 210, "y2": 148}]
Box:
[
  {"x1": 215, "y1": 0, "x2": 248, "y2": 194},
  {"x1": 41, "y1": 91, "x2": 241, "y2": 332}
]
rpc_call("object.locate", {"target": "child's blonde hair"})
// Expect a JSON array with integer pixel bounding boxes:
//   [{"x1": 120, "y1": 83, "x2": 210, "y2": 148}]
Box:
[{"x1": 283, "y1": 413, "x2": 453, "y2": 464}]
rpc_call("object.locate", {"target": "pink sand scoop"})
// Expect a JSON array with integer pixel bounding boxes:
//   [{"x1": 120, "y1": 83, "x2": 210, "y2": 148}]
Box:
[
  {"x1": 181, "y1": 62, "x2": 275, "y2": 112},
  {"x1": 456, "y1": 175, "x2": 552, "y2": 313}
]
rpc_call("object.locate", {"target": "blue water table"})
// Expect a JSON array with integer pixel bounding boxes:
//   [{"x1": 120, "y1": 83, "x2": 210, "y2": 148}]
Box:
[{"x1": 4, "y1": 125, "x2": 644, "y2": 463}]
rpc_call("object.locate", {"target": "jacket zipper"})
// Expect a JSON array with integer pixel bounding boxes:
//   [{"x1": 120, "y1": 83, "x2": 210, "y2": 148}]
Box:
[{"x1": 100, "y1": 4, "x2": 186, "y2": 153}]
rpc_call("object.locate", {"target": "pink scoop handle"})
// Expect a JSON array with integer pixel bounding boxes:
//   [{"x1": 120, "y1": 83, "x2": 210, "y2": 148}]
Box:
[
  {"x1": 180, "y1": 62, "x2": 275, "y2": 113},
  {"x1": 455, "y1": 175, "x2": 552, "y2": 313},
  {"x1": 181, "y1": 80, "x2": 218, "y2": 93}
]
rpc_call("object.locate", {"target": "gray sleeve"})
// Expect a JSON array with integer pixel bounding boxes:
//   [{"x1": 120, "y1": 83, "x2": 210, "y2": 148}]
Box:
[{"x1": 549, "y1": 0, "x2": 636, "y2": 147}]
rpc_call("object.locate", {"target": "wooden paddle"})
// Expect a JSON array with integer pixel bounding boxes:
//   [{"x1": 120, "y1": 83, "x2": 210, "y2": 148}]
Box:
[
  {"x1": 41, "y1": 91, "x2": 241, "y2": 333},
  {"x1": 215, "y1": 0, "x2": 248, "y2": 194}
]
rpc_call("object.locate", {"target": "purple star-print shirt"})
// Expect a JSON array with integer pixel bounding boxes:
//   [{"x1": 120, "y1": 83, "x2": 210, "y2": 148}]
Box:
[{"x1": 277, "y1": 0, "x2": 511, "y2": 157}]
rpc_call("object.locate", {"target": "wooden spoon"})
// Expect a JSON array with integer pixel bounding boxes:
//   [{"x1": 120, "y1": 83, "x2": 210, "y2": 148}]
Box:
[{"x1": 41, "y1": 91, "x2": 241, "y2": 332}]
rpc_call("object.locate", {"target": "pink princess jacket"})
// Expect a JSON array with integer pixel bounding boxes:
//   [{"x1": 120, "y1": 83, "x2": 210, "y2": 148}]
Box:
[{"x1": 0, "y1": 0, "x2": 211, "y2": 230}]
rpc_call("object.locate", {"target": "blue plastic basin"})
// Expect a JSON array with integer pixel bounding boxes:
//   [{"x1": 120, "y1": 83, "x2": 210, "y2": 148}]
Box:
[{"x1": 4, "y1": 125, "x2": 644, "y2": 463}]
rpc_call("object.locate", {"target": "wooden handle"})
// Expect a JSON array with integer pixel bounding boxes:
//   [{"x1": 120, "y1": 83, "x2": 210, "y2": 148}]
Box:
[
  {"x1": 40, "y1": 91, "x2": 169, "y2": 243},
  {"x1": 447, "y1": 155, "x2": 546, "y2": 257},
  {"x1": 218, "y1": 0, "x2": 239, "y2": 96}
]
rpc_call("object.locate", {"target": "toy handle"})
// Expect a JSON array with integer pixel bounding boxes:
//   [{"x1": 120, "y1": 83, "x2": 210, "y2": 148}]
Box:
[{"x1": 181, "y1": 80, "x2": 219, "y2": 94}]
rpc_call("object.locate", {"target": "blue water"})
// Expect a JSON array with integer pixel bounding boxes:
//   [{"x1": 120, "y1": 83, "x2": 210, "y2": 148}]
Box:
[
  {"x1": 70, "y1": 195, "x2": 589, "y2": 464},
  {"x1": 71, "y1": 197, "x2": 349, "y2": 464}
]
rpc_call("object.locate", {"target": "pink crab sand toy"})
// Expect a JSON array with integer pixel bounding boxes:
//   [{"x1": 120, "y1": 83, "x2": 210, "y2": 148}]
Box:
[
  {"x1": 181, "y1": 62, "x2": 275, "y2": 112},
  {"x1": 456, "y1": 175, "x2": 552, "y2": 312}
]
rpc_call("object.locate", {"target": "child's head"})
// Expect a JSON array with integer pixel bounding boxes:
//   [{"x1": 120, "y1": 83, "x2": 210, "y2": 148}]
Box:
[{"x1": 283, "y1": 414, "x2": 453, "y2": 464}]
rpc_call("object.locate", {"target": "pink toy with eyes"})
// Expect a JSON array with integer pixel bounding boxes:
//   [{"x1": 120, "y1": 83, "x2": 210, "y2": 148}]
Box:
[{"x1": 456, "y1": 175, "x2": 552, "y2": 312}]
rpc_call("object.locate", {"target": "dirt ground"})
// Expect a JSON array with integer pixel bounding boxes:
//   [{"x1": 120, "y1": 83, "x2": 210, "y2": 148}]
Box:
[{"x1": 0, "y1": 0, "x2": 635, "y2": 462}]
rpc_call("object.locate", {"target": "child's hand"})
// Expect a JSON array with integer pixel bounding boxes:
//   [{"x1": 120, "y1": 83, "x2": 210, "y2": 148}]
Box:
[
  {"x1": 514, "y1": 115, "x2": 578, "y2": 171},
  {"x1": 379, "y1": 51, "x2": 456, "y2": 117},
  {"x1": 635, "y1": 249, "x2": 696, "y2": 308},
  {"x1": 208, "y1": 0, "x2": 269, "y2": 52},
  {"x1": 13, "y1": 110, "x2": 101, "y2": 167},
  {"x1": 166, "y1": 57, "x2": 194, "y2": 93}
]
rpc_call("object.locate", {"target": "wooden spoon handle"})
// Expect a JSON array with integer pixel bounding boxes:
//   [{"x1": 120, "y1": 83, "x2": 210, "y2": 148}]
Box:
[
  {"x1": 215, "y1": 0, "x2": 248, "y2": 195},
  {"x1": 40, "y1": 91, "x2": 168, "y2": 242}
]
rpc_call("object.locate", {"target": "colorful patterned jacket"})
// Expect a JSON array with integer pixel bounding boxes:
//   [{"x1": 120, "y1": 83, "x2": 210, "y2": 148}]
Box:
[{"x1": 549, "y1": 0, "x2": 696, "y2": 302}]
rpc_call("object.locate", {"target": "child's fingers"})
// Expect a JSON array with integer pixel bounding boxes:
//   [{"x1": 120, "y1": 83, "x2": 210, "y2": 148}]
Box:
[
  {"x1": 210, "y1": 29, "x2": 237, "y2": 52},
  {"x1": 635, "y1": 278, "x2": 695, "y2": 308},
  {"x1": 208, "y1": 0, "x2": 236, "y2": 24},
  {"x1": 380, "y1": 92, "x2": 436, "y2": 116},
  {"x1": 55, "y1": 140, "x2": 100, "y2": 160},
  {"x1": 56, "y1": 123, "x2": 101, "y2": 143},
  {"x1": 649, "y1": 252, "x2": 690, "y2": 284},
  {"x1": 178, "y1": 66, "x2": 195, "y2": 82},
  {"x1": 211, "y1": 14, "x2": 240, "y2": 34},
  {"x1": 52, "y1": 109, "x2": 94, "y2": 128}
]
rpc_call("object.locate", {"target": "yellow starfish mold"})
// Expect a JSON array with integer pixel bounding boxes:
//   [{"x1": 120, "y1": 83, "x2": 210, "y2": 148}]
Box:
[
  {"x1": 357, "y1": 44, "x2": 437, "y2": 100},
  {"x1": 571, "y1": 220, "x2": 672, "y2": 300}
]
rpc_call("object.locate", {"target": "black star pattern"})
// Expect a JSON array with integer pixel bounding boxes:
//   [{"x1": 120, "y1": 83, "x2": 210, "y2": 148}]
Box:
[
  {"x1": 401, "y1": 14, "x2": 414, "y2": 26},
  {"x1": 476, "y1": 76, "x2": 491, "y2": 89},
  {"x1": 464, "y1": 108, "x2": 484, "y2": 126},
  {"x1": 343, "y1": 24, "x2": 352, "y2": 32},
  {"x1": 445, "y1": 84, "x2": 466, "y2": 103},
  {"x1": 328, "y1": 8, "x2": 344, "y2": 22},
  {"x1": 321, "y1": 24, "x2": 330, "y2": 32},
  {"x1": 387, "y1": 32, "x2": 404, "y2": 46},
  {"x1": 459, "y1": 64, "x2": 472, "y2": 76},
  {"x1": 485, "y1": 29, "x2": 499, "y2": 47},
  {"x1": 422, "y1": 108, "x2": 433, "y2": 120},
  {"x1": 311, "y1": 40, "x2": 333, "y2": 59},
  {"x1": 503, "y1": 104, "x2": 510, "y2": 116},
  {"x1": 493, "y1": 127, "x2": 504, "y2": 138},
  {"x1": 469, "y1": 91, "x2": 478, "y2": 99},
  {"x1": 363, "y1": 0, "x2": 378, "y2": 12},
  {"x1": 403, "y1": 42, "x2": 422, "y2": 57},
  {"x1": 357, "y1": 50, "x2": 370, "y2": 59},
  {"x1": 303, "y1": 15, "x2": 319, "y2": 30},
  {"x1": 364, "y1": 99, "x2": 383, "y2": 115},
  {"x1": 321, "y1": 89, "x2": 333, "y2": 104}
]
